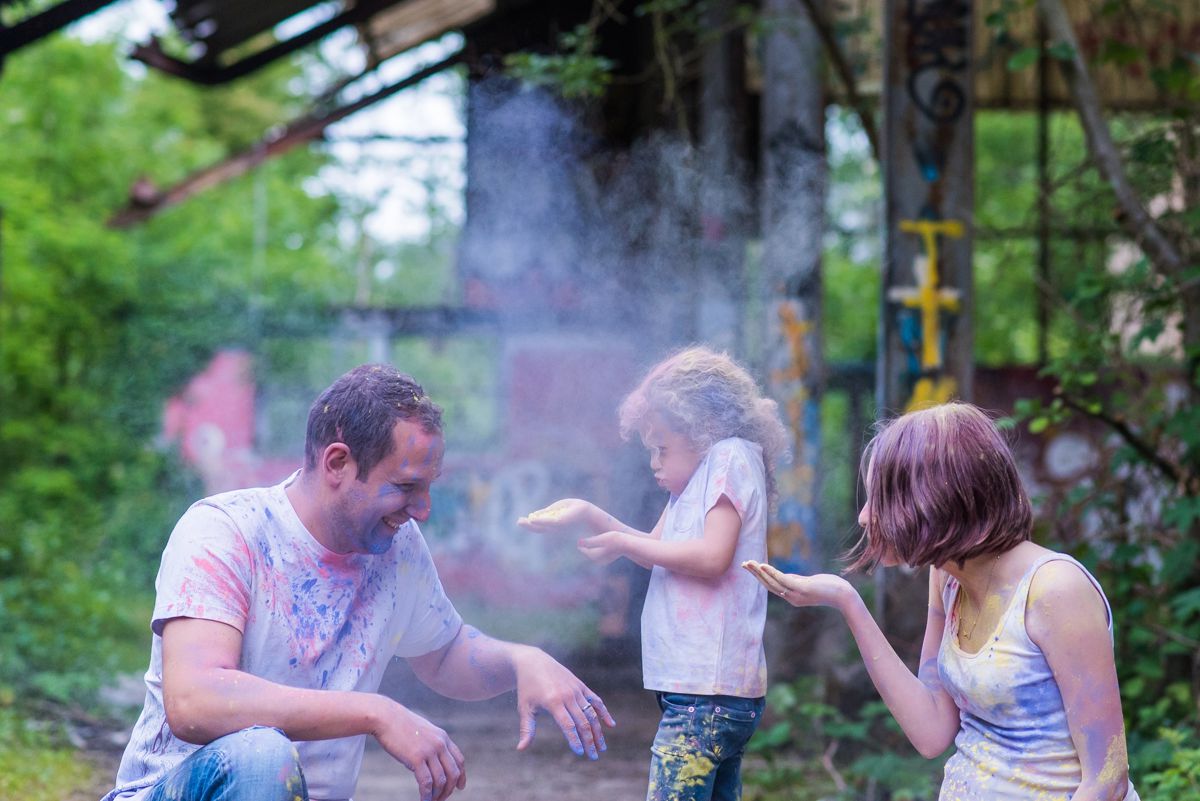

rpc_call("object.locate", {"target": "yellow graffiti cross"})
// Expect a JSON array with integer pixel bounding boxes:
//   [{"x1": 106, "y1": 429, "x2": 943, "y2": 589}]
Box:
[
  {"x1": 888, "y1": 219, "x2": 964, "y2": 370},
  {"x1": 906, "y1": 375, "x2": 958, "y2": 412}
]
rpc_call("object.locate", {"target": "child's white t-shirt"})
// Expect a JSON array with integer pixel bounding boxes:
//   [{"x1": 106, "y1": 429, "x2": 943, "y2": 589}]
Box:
[
  {"x1": 640, "y1": 437, "x2": 769, "y2": 698},
  {"x1": 105, "y1": 473, "x2": 463, "y2": 801}
]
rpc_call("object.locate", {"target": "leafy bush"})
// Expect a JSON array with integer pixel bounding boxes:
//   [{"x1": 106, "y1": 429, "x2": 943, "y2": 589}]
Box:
[
  {"x1": 744, "y1": 677, "x2": 944, "y2": 801},
  {"x1": 1139, "y1": 727, "x2": 1200, "y2": 801},
  {"x1": 0, "y1": 35, "x2": 339, "y2": 711}
]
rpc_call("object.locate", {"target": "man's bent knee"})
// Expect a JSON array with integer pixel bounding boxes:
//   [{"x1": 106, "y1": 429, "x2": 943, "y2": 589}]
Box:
[{"x1": 218, "y1": 726, "x2": 307, "y2": 801}]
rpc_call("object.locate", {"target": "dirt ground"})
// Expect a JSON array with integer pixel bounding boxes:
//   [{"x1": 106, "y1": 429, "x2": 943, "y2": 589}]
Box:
[
  {"x1": 358, "y1": 658, "x2": 661, "y2": 801},
  {"x1": 84, "y1": 658, "x2": 662, "y2": 801}
]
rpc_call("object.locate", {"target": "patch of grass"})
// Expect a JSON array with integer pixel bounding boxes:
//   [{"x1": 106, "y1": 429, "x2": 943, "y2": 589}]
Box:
[{"x1": 0, "y1": 707, "x2": 98, "y2": 801}]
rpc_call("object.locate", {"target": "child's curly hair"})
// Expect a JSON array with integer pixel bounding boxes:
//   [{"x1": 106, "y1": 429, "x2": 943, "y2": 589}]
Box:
[{"x1": 618, "y1": 346, "x2": 790, "y2": 499}]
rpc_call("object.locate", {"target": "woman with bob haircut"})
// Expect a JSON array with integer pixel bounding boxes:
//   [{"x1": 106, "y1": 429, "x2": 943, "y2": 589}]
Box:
[{"x1": 744, "y1": 402, "x2": 1138, "y2": 801}]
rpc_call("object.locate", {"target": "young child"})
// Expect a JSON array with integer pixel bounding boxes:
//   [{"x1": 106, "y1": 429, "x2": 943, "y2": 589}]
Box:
[
  {"x1": 519, "y1": 346, "x2": 788, "y2": 801},
  {"x1": 744, "y1": 402, "x2": 1139, "y2": 801}
]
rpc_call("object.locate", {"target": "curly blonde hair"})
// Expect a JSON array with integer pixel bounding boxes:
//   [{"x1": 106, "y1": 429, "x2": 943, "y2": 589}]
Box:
[{"x1": 618, "y1": 346, "x2": 790, "y2": 498}]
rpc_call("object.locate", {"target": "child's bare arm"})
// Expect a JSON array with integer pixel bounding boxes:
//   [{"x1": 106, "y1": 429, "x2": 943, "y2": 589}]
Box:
[
  {"x1": 520, "y1": 498, "x2": 665, "y2": 540},
  {"x1": 578, "y1": 496, "x2": 740, "y2": 578}
]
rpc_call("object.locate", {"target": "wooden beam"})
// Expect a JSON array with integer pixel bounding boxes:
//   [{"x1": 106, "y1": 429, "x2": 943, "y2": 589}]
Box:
[{"x1": 109, "y1": 51, "x2": 464, "y2": 228}]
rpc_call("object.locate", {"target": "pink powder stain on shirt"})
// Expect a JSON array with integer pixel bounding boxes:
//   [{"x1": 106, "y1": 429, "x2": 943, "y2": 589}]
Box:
[{"x1": 192, "y1": 556, "x2": 250, "y2": 620}]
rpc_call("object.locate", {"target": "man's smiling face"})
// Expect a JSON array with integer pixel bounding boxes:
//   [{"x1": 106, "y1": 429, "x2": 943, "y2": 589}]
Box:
[{"x1": 329, "y1": 418, "x2": 444, "y2": 555}]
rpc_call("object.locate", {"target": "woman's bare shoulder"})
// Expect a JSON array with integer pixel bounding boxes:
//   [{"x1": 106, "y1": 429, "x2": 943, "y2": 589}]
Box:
[{"x1": 1026, "y1": 554, "x2": 1108, "y2": 644}]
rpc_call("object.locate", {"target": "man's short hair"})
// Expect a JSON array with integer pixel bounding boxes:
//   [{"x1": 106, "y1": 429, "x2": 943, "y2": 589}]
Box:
[
  {"x1": 847, "y1": 402, "x2": 1032, "y2": 571},
  {"x1": 304, "y1": 364, "x2": 444, "y2": 480}
]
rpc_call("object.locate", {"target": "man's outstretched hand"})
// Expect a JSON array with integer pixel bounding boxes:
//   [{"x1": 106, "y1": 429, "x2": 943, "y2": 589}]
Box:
[{"x1": 512, "y1": 647, "x2": 615, "y2": 760}]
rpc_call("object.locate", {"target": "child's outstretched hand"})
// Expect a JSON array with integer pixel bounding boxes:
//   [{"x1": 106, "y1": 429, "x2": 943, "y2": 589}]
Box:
[
  {"x1": 518, "y1": 499, "x2": 602, "y2": 534},
  {"x1": 577, "y1": 532, "x2": 626, "y2": 566},
  {"x1": 742, "y1": 560, "x2": 853, "y2": 609}
]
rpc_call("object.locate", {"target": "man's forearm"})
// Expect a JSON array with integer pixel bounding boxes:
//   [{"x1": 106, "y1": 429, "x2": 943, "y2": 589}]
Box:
[
  {"x1": 410, "y1": 624, "x2": 524, "y2": 701},
  {"x1": 166, "y1": 666, "x2": 391, "y2": 745}
]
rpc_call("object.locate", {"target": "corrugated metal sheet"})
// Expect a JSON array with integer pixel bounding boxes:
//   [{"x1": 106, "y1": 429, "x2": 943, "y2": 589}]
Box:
[{"x1": 361, "y1": 0, "x2": 495, "y2": 62}]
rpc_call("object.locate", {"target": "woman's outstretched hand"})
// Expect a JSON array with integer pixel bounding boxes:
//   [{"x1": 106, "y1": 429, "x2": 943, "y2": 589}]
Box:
[
  {"x1": 741, "y1": 560, "x2": 854, "y2": 609},
  {"x1": 517, "y1": 498, "x2": 603, "y2": 534}
]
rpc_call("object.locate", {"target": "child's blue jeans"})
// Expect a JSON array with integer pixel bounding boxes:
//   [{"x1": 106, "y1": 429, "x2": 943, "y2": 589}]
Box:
[
  {"x1": 646, "y1": 692, "x2": 764, "y2": 801},
  {"x1": 142, "y1": 726, "x2": 308, "y2": 801}
]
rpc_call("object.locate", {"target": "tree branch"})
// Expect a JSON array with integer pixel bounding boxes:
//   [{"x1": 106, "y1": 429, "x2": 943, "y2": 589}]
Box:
[
  {"x1": 1055, "y1": 390, "x2": 1182, "y2": 486},
  {"x1": 796, "y1": 0, "x2": 881, "y2": 163},
  {"x1": 820, "y1": 739, "x2": 848, "y2": 792},
  {"x1": 1036, "y1": 0, "x2": 1188, "y2": 284}
]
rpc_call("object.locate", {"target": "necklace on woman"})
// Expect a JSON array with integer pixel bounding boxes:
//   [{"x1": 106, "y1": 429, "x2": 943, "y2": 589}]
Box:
[{"x1": 960, "y1": 554, "x2": 1001, "y2": 642}]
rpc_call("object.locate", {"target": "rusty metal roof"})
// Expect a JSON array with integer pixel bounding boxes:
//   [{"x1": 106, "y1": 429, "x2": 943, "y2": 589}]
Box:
[{"x1": 1, "y1": 0, "x2": 500, "y2": 83}]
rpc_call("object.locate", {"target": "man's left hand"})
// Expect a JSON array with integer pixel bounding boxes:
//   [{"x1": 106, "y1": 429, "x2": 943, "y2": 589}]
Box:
[{"x1": 512, "y1": 647, "x2": 615, "y2": 760}]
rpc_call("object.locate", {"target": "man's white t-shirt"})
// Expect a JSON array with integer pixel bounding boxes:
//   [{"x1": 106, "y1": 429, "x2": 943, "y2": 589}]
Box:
[
  {"x1": 104, "y1": 473, "x2": 463, "y2": 801},
  {"x1": 640, "y1": 437, "x2": 769, "y2": 698}
]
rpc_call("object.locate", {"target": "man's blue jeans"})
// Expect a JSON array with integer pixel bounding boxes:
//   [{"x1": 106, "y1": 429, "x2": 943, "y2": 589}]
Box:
[
  {"x1": 143, "y1": 726, "x2": 308, "y2": 801},
  {"x1": 646, "y1": 693, "x2": 764, "y2": 801}
]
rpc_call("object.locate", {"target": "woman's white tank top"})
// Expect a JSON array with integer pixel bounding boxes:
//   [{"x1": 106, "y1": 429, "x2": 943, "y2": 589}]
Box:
[{"x1": 937, "y1": 553, "x2": 1139, "y2": 801}]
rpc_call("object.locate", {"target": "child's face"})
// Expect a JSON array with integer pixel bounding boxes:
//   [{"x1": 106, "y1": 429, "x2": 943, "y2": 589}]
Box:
[{"x1": 641, "y1": 413, "x2": 704, "y2": 496}]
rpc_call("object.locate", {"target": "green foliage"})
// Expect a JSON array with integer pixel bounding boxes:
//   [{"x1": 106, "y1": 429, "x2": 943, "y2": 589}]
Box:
[
  {"x1": 0, "y1": 35, "x2": 342, "y2": 711},
  {"x1": 991, "y1": 3, "x2": 1200, "y2": 784},
  {"x1": 825, "y1": 110, "x2": 881, "y2": 365},
  {"x1": 1007, "y1": 234, "x2": 1199, "y2": 750},
  {"x1": 1139, "y1": 727, "x2": 1200, "y2": 801},
  {"x1": 972, "y1": 108, "x2": 1123, "y2": 367},
  {"x1": 504, "y1": 24, "x2": 615, "y2": 100},
  {"x1": 818, "y1": 390, "x2": 860, "y2": 547},
  {"x1": 744, "y1": 677, "x2": 944, "y2": 801},
  {"x1": 503, "y1": 1, "x2": 762, "y2": 107}
]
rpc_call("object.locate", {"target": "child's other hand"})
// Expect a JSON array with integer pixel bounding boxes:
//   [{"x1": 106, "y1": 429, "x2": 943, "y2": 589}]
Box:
[
  {"x1": 741, "y1": 560, "x2": 853, "y2": 609},
  {"x1": 518, "y1": 499, "x2": 599, "y2": 533},
  {"x1": 577, "y1": 532, "x2": 625, "y2": 566}
]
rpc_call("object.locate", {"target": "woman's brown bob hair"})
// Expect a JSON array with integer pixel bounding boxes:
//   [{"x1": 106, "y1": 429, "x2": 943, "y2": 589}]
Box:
[{"x1": 846, "y1": 402, "x2": 1032, "y2": 571}]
